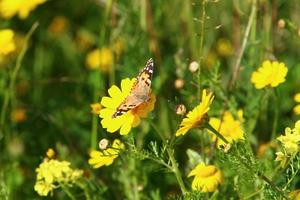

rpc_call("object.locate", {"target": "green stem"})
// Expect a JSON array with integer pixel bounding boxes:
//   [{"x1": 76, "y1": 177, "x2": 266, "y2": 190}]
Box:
[
  {"x1": 229, "y1": 0, "x2": 257, "y2": 90},
  {"x1": 91, "y1": 114, "x2": 98, "y2": 149},
  {"x1": 204, "y1": 123, "x2": 229, "y2": 144},
  {"x1": 90, "y1": 71, "x2": 101, "y2": 149},
  {"x1": 146, "y1": 156, "x2": 173, "y2": 171},
  {"x1": 0, "y1": 22, "x2": 39, "y2": 134},
  {"x1": 271, "y1": 89, "x2": 279, "y2": 140},
  {"x1": 205, "y1": 123, "x2": 287, "y2": 198},
  {"x1": 149, "y1": 121, "x2": 166, "y2": 143},
  {"x1": 197, "y1": 0, "x2": 206, "y2": 101},
  {"x1": 75, "y1": 181, "x2": 91, "y2": 200},
  {"x1": 235, "y1": 153, "x2": 288, "y2": 199},
  {"x1": 151, "y1": 122, "x2": 187, "y2": 194},
  {"x1": 243, "y1": 188, "x2": 263, "y2": 199},
  {"x1": 61, "y1": 184, "x2": 76, "y2": 200},
  {"x1": 167, "y1": 148, "x2": 188, "y2": 194},
  {"x1": 283, "y1": 157, "x2": 300, "y2": 191}
]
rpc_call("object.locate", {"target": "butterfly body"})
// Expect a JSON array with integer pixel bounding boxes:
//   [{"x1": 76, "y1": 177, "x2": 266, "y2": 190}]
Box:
[{"x1": 112, "y1": 58, "x2": 154, "y2": 118}]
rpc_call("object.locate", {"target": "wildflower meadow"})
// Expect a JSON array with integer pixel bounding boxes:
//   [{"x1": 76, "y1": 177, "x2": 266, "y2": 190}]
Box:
[{"x1": 1, "y1": 0, "x2": 300, "y2": 199}]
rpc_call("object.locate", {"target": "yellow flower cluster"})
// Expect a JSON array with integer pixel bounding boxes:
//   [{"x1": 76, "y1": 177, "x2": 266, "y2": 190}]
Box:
[
  {"x1": 188, "y1": 163, "x2": 223, "y2": 192},
  {"x1": 99, "y1": 78, "x2": 156, "y2": 135},
  {"x1": 34, "y1": 155, "x2": 83, "y2": 196},
  {"x1": 0, "y1": 29, "x2": 15, "y2": 56},
  {"x1": 294, "y1": 93, "x2": 300, "y2": 115},
  {"x1": 176, "y1": 89, "x2": 214, "y2": 137},
  {"x1": 0, "y1": 0, "x2": 46, "y2": 19},
  {"x1": 251, "y1": 60, "x2": 288, "y2": 89},
  {"x1": 209, "y1": 110, "x2": 245, "y2": 148},
  {"x1": 88, "y1": 139, "x2": 124, "y2": 168},
  {"x1": 275, "y1": 120, "x2": 300, "y2": 167}
]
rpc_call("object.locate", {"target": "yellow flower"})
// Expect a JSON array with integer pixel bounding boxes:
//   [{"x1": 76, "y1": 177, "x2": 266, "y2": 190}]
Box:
[
  {"x1": 10, "y1": 108, "x2": 26, "y2": 123},
  {"x1": 295, "y1": 120, "x2": 300, "y2": 135},
  {"x1": 275, "y1": 121, "x2": 300, "y2": 168},
  {"x1": 0, "y1": 0, "x2": 46, "y2": 19},
  {"x1": 34, "y1": 181, "x2": 55, "y2": 196},
  {"x1": 188, "y1": 163, "x2": 223, "y2": 192},
  {"x1": 99, "y1": 78, "x2": 156, "y2": 135},
  {"x1": 36, "y1": 159, "x2": 72, "y2": 183},
  {"x1": 0, "y1": 29, "x2": 15, "y2": 55},
  {"x1": 86, "y1": 48, "x2": 114, "y2": 72},
  {"x1": 216, "y1": 38, "x2": 233, "y2": 57},
  {"x1": 251, "y1": 60, "x2": 288, "y2": 89},
  {"x1": 176, "y1": 89, "x2": 214, "y2": 137},
  {"x1": 294, "y1": 93, "x2": 300, "y2": 115},
  {"x1": 289, "y1": 189, "x2": 300, "y2": 200},
  {"x1": 275, "y1": 151, "x2": 288, "y2": 168},
  {"x1": 295, "y1": 93, "x2": 300, "y2": 102},
  {"x1": 208, "y1": 110, "x2": 244, "y2": 148},
  {"x1": 48, "y1": 16, "x2": 69, "y2": 35},
  {"x1": 90, "y1": 103, "x2": 102, "y2": 115},
  {"x1": 34, "y1": 156, "x2": 83, "y2": 196},
  {"x1": 277, "y1": 127, "x2": 300, "y2": 155},
  {"x1": 88, "y1": 139, "x2": 124, "y2": 168}
]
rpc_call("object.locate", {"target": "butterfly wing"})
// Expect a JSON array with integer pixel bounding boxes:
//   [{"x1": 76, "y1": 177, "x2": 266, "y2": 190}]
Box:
[{"x1": 112, "y1": 58, "x2": 154, "y2": 118}]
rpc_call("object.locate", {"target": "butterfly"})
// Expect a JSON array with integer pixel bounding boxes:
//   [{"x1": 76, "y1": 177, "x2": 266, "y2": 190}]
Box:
[{"x1": 112, "y1": 58, "x2": 154, "y2": 118}]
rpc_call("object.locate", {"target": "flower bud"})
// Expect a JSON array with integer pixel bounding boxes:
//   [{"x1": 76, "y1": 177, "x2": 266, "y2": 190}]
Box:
[
  {"x1": 46, "y1": 148, "x2": 55, "y2": 158},
  {"x1": 277, "y1": 19, "x2": 285, "y2": 29},
  {"x1": 99, "y1": 138, "x2": 110, "y2": 150},
  {"x1": 175, "y1": 104, "x2": 186, "y2": 115},
  {"x1": 189, "y1": 61, "x2": 199, "y2": 73},
  {"x1": 90, "y1": 103, "x2": 102, "y2": 115},
  {"x1": 223, "y1": 143, "x2": 231, "y2": 153},
  {"x1": 174, "y1": 78, "x2": 184, "y2": 90}
]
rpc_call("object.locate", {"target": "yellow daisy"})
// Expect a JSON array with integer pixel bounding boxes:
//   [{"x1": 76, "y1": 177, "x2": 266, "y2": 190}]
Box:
[
  {"x1": 85, "y1": 47, "x2": 114, "y2": 72},
  {"x1": 0, "y1": 29, "x2": 15, "y2": 55},
  {"x1": 99, "y1": 78, "x2": 156, "y2": 135},
  {"x1": 188, "y1": 163, "x2": 223, "y2": 192},
  {"x1": 88, "y1": 139, "x2": 124, "y2": 168},
  {"x1": 251, "y1": 60, "x2": 288, "y2": 89},
  {"x1": 208, "y1": 110, "x2": 245, "y2": 148},
  {"x1": 175, "y1": 89, "x2": 214, "y2": 137},
  {"x1": 0, "y1": 0, "x2": 46, "y2": 19}
]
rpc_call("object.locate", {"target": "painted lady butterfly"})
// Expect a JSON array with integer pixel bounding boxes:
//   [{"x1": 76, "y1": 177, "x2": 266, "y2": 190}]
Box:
[{"x1": 112, "y1": 58, "x2": 154, "y2": 118}]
